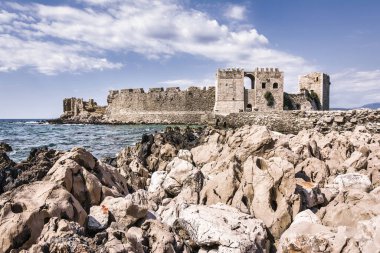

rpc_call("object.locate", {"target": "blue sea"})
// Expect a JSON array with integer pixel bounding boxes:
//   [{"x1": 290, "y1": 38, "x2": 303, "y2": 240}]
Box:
[{"x1": 0, "y1": 119, "x2": 167, "y2": 162}]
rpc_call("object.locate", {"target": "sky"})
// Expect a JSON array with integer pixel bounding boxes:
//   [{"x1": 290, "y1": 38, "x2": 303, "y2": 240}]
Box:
[{"x1": 0, "y1": 0, "x2": 379, "y2": 118}]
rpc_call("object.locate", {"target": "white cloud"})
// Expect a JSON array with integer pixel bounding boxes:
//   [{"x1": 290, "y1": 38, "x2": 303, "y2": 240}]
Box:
[
  {"x1": 331, "y1": 69, "x2": 380, "y2": 108},
  {"x1": 0, "y1": 0, "x2": 314, "y2": 78},
  {"x1": 224, "y1": 5, "x2": 246, "y2": 20}
]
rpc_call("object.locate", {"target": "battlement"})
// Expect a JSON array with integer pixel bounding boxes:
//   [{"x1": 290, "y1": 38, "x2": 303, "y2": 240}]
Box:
[
  {"x1": 255, "y1": 67, "x2": 280, "y2": 73},
  {"x1": 217, "y1": 68, "x2": 244, "y2": 79}
]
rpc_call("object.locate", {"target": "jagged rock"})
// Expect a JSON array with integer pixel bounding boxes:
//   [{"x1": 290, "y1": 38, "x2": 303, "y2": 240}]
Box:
[
  {"x1": 0, "y1": 181, "x2": 87, "y2": 252},
  {"x1": 278, "y1": 210, "x2": 347, "y2": 253},
  {"x1": 332, "y1": 173, "x2": 372, "y2": 192},
  {"x1": 0, "y1": 147, "x2": 63, "y2": 194},
  {"x1": 319, "y1": 187, "x2": 380, "y2": 227},
  {"x1": 101, "y1": 190, "x2": 149, "y2": 227},
  {"x1": 295, "y1": 157, "x2": 329, "y2": 187},
  {"x1": 46, "y1": 147, "x2": 129, "y2": 209},
  {"x1": 295, "y1": 178, "x2": 325, "y2": 208},
  {"x1": 148, "y1": 170, "x2": 167, "y2": 201},
  {"x1": 163, "y1": 157, "x2": 197, "y2": 196},
  {"x1": 142, "y1": 220, "x2": 180, "y2": 253},
  {"x1": 0, "y1": 142, "x2": 12, "y2": 152},
  {"x1": 174, "y1": 203, "x2": 268, "y2": 253},
  {"x1": 27, "y1": 217, "x2": 92, "y2": 253},
  {"x1": 87, "y1": 205, "x2": 110, "y2": 232},
  {"x1": 177, "y1": 149, "x2": 193, "y2": 163},
  {"x1": 343, "y1": 150, "x2": 369, "y2": 173}
]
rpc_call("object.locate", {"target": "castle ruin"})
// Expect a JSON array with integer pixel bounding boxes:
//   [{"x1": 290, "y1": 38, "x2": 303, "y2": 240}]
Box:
[{"x1": 61, "y1": 67, "x2": 331, "y2": 124}]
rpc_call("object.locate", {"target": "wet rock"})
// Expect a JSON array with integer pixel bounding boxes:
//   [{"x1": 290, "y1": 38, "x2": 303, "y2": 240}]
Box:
[{"x1": 0, "y1": 142, "x2": 12, "y2": 152}]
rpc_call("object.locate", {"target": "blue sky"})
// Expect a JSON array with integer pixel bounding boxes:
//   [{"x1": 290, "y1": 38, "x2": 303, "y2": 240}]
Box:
[{"x1": 0, "y1": 0, "x2": 379, "y2": 118}]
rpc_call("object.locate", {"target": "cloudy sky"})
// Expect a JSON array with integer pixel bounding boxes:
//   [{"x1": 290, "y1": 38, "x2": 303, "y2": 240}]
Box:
[{"x1": 0, "y1": 0, "x2": 379, "y2": 118}]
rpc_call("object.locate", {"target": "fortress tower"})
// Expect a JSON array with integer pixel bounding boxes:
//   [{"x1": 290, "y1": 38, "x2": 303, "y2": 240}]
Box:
[
  {"x1": 214, "y1": 68, "x2": 284, "y2": 114},
  {"x1": 298, "y1": 72, "x2": 331, "y2": 110}
]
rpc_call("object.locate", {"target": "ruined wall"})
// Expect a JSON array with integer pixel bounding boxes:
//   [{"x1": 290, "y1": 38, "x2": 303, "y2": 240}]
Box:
[
  {"x1": 214, "y1": 68, "x2": 245, "y2": 114},
  {"x1": 253, "y1": 68, "x2": 284, "y2": 111},
  {"x1": 285, "y1": 93, "x2": 318, "y2": 111},
  {"x1": 63, "y1": 98, "x2": 105, "y2": 117},
  {"x1": 299, "y1": 72, "x2": 330, "y2": 110},
  {"x1": 215, "y1": 109, "x2": 380, "y2": 134},
  {"x1": 106, "y1": 86, "x2": 215, "y2": 122}
]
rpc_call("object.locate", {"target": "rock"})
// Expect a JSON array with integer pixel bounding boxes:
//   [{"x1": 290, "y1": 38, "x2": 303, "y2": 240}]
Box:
[
  {"x1": 0, "y1": 142, "x2": 12, "y2": 152},
  {"x1": 295, "y1": 178, "x2": 325, "y2": 209},
  {"x1": 334, "y1": 116, "x2": 345, "y2": 123},
  {"x1": 162, "y1": 157, "x2": 197, "y2": 196},
  {"x1": 342, "y1": 150, "x2": 368, "y2": 172},
  {"x1": 319, "y1": 188, "x2": 380, "y2": 227},
  {"x1": 0, "y1": 181, "x2": 87, "y2": 252},
  {"x1": 333, "y1": 173, "x2": 372, "y2": 192},
  {"x1": 87, "y1": 205, "x2": 110, "y2": 232},
  {"x1": 175, "y1": 203, "x2": 268, "y2": 252},
  {"x1": 46, "y1": 148, "x2": 129, "y2": 209},
  {"x1": 27, "y1": 217, "x2": 92, "y2": 253},
  {"x1": 295, "y1": 157, "x2": 329, "y2": 187},
  {"x1": 142, "y1": 220, "x2": 179, "y2": 253},
  {"x1": 177, "y1": 149, "x2": 193, "y2": 163},
  {"x1": 0, "y1": 147, "x2": 63, "y2": 194},
  {"x1": 278, "y1": 210, "x2": 347, "y2": 253},
  {"x1": 101, "y1": 190, "x2": 149, "y2": 227},
  {"x1": 148, "y1": 171, "x2": 167, "y2": 201}
]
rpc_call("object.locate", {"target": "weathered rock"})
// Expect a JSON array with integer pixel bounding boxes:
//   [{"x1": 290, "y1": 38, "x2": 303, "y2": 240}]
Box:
[
  {"x1": 332, "y1": 173, "x2": 372, "y2": 192},
  {"x1": 142, "y1": 220, "x2": 179, "y2": 253},
  {"x1": 46, "y1": 147, "x2": 129, "y2": 209},
  {"x1": 278, "y1": 210, "x2": 347, "y2": 253},
  {"x1": 27, "y1": 217, "x2": 93, "y2": 253},
  {"x1": 163, "y1": 157, "x2": 197, "y2": 196},
  {"x1": 295, "y1": 157, "x2": 329, "y2": 187},
  {"x1": 101, "y1": 190, "x2": 149, "y2": 227},
  {"x1": 295, "y1": 178, "x2": 325, "y2": 209},
  {"x1": 175, "y1": 203, "x2": 268, "y2": 253},
  {"x1": 87, "y1": 205, "x2": 110, "y2": 232},
  {"x1": 0, "y1": 147, "x2": 63, "y2": 194},
  {"x1": 0, "y1": 181, "x2": 87, "y2": 252}
]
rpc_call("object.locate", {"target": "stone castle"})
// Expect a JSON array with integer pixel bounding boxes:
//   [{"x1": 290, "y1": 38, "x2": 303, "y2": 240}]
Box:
[{"x1": 61, "y1": 67, "x2": 331, "y2": 124}]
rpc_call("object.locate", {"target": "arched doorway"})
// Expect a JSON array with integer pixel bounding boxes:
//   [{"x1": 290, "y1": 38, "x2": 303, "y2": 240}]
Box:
[
  {"x1": 244, "y1": 74, "x2": 255, "y2": 89},
  {"x1": 246, "y1": 103, "x2": 252, "y2": 112}
]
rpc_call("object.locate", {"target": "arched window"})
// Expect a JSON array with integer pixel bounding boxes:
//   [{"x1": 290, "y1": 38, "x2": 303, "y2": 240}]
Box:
[
  {"x1": 273, "y1": 83, "x2": 279, "y2": 89},
  {"x1": 246, "y1": 104, "x2": 252, "y2": 112}
]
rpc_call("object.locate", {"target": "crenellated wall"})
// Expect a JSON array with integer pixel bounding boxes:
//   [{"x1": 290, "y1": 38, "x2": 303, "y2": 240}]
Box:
[{"x1": 105, "y1": 86, "x2": 215, "y2": 122}]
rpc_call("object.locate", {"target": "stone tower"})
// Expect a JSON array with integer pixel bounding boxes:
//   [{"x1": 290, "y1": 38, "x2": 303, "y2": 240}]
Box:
[
  {"x1": 298, "y1": 72, "x2": 331, "y2": 110},
  {"x1": 214, "y1": 68, "x2": 245, "y2": 114},
  {"x1": 251, "y1": 68, "x2": 284, "y2": 111}
]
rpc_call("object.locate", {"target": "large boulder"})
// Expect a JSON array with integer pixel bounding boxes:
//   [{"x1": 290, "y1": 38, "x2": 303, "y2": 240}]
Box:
[
  {"x1": 174, "y1": 203, "x2": 268, "y2": 253},
  {"x1": 0, "y1": 181, "x2": 87, "y2": 252}
]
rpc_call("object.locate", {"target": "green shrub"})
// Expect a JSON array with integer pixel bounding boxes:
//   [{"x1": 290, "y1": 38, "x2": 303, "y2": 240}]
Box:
[{"x1": 264, "y1": 91, "x2": 275, "y2": 107}]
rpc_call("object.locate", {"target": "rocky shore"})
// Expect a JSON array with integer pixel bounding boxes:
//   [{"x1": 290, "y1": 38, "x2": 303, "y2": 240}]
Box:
[{"x1": 1, "y1": 124, "x2": 380, "y2": 252}]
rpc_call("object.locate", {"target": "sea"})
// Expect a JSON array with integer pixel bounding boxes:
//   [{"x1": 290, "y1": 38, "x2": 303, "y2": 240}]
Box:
[{"x1": 0, "y1": 119, "x2": 168, "y2": 162}]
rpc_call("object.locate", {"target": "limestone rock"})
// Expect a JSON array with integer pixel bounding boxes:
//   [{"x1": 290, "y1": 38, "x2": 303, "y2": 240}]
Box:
[
  {"x1": 162, "y1": 157, "x2": 197, "y2": 196},
  {"x1": 295, "y1": 178, "x2": 325, "y2": 208},
  {"x1": 142, "y1": 220, "x2": 179, "y2": 253},
  {"x1": 175, "y1": 203, "x2": 268, "y2": 253},
  {"x1": 332, "y1": 173, "x2": 372, "y2": 192},
  {"x1": 87, "y1": 205, "x2": 110, "y2": 232},
  {"x1": 177, "y1": 149, "x2": 193, "y2": 163},
  {"x1": 101, "y1": 190, "x2": 149, "y2": 227},
  {"x1": 0, "y1": 181, "x2": 87, "y2": 252}
]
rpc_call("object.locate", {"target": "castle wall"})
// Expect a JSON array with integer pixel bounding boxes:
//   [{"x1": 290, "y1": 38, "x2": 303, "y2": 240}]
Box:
[
  {"x1": 286, "y1": 93, "x2": 318, "y2": 111},
  {"x1": 244, "y1": 89, "x2": 256, "y2": 110},
  {"x1": 106, "y1": 86, "x2": 215, "y2": 122},
  {"x1": 254, "y1": 68, "x2": 284, "y2": 111}
]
